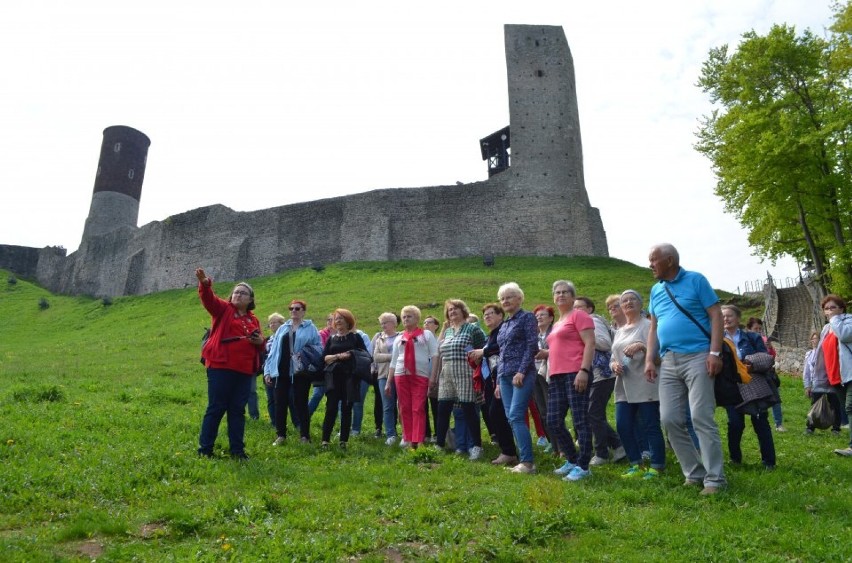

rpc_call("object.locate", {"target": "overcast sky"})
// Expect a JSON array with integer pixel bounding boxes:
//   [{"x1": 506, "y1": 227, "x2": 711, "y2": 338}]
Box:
[{"x1": 0, "y1": 1, "x2": 837, "y2": 293}]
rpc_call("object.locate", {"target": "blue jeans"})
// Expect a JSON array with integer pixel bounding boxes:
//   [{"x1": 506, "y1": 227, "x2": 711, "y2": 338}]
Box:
[
  {"x1": 308, "y1": 384, "x2": 325, "y2": 417},
  {"x1": 499, "y1": 372, "x2": 536, "y2": 463},
  {"x1": 246, "y1": 375, "x2": 260, "y2": 419},
  {"x1": 684, "y1": 404, "x2": 700, "y2": 449},
  {"x1": 198, "y1": 368, "x2": 252, "y2": 455},
  {"x1": 264, "y1": 380, "x2": 275, "y2": 425},
  {"x1": 377, "y1": 377, "x2": 398, "y2": 438},
  {"x1": 350, "y1": 380, "x2": 370, "y2": 433},
  {"x1": 771, "y1": 403, "x2": 784, "y2": 427},
  {"x1": 453, "y1": 405, "x2": 473, "y2": 451},
  {"x1": 725, "y1": 406, "x2": 776, "y2": 467},
  {"x1": 615, "y1": 401, "x2": 665, "y2": 469},
  {"x1": 453, "y1": 406, "x2": 480, "y2": 452}
]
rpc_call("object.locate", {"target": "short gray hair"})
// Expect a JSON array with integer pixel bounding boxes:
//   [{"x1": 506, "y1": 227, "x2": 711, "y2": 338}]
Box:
[
  {"x1": 552, "y1": 280, "x2": 576, "y2": 296},
  {"x1": 620, "y1": 289, "x2": 643, "y2": 307},
  {"x1": 651, "y1": 243, "x2": 680, "y2": 265}
]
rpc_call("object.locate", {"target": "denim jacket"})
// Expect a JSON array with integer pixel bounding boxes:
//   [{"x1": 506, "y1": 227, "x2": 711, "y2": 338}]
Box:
[{"x1": 264, "y1": 319, "x2": 321, "y2": 380}]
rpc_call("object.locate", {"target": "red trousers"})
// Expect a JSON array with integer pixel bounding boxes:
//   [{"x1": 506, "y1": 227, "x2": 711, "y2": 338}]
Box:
[{"x1": 395, "y1": 375, "x2": 430, "y2": 444}]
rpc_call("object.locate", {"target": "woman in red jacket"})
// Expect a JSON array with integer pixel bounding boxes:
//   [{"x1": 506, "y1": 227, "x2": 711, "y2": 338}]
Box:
[{"x1": 196, "y1": 268, "x2": 264, "y2": 459}]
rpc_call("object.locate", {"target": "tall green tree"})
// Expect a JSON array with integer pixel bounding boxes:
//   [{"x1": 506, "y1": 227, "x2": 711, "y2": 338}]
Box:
[{"x1": 695, "y1": 2, "x2": 852, "y2": 295}]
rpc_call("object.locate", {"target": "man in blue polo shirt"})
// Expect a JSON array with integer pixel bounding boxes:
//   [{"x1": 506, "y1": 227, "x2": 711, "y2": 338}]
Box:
[{"x1": 644, "y1": 243, "x2": 727, "y2": 495}]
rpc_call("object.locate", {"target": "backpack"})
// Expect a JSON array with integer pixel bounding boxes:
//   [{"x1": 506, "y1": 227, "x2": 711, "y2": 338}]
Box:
[{"x1": 200, "y1": 327, "x2": 211, "y2": 365}]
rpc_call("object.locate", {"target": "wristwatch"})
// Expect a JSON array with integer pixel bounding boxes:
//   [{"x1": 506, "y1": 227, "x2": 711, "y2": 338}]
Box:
[{"x1": 709, "y1": 351, "x2": 721, "y2": 358}]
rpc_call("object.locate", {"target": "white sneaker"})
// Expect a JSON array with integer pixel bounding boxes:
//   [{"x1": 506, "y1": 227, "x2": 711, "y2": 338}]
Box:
[
  {"x1": 272, "y1": 436, "x2": 285, "y2": 446},
  {"x1": 589, "y1": 455, "x2": 609, "y2": 466},
  {"x1": 385, "y1": 436, "x2": 398, "y2": 446},
  {"x1": 468, "y1": 446, "x2": 483, "y2": 461},
  {"x1": 612, "y1": 446, "x2": 627, "y2": 462},
  {"x1": 510, "y1": 462, "x2": 536, "y2": 474},
  {"x1": 399, "y1": 439, "x2": 410, "y2": 448}
]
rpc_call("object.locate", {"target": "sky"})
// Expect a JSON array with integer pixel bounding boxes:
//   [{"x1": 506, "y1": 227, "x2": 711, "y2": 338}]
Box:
[{"x1": 0, "y1": 0, "x2": 838, "y2": 293}]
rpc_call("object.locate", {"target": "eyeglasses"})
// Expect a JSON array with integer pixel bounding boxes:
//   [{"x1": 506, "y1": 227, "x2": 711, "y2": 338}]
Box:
[
  {"x1": 553, "y1": 290, "x2": 572, "y2": 296},
  {"x1": 289, "y1": 306, "x2": 303, "y2": 311},
  {"x1": 823, "y1": 305, "x2": 839, "y2": 311},
  {"x1": 232, "y1": 290, "x2": 251, "y2": 296},
  {"x1": 621, "y1": 297, "x2": 639, "y2": 303}
]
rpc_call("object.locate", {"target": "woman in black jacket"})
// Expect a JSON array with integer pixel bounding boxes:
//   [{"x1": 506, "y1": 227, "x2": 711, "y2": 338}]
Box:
[{"x1": 321, "y1": 308, "x2": 367, "y2": 448}]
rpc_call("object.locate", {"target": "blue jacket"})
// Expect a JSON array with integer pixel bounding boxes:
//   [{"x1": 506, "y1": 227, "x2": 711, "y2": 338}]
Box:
[
  {"x1": 729, "y1": 328, "x2": 767, "y2": 360},
  {"x1": 264, "y1": 319, "x2": 321, "y2": 380}
]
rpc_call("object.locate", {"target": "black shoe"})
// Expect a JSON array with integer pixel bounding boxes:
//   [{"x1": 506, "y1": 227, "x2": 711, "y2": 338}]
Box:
[
  {"x1": 339, "y1": 442, "x2": 347, "y2": 450},
  {"x1": 198, "y1": 450, "x2": 213, "y2": 458},
  {"x1": 231, "y1": 452, "x2": 249, "y2": 461},
  {"x1": 374, "y1": 429, "x2": 382, "y2": 438}
]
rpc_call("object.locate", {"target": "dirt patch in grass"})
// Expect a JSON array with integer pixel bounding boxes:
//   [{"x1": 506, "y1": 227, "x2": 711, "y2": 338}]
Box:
[
  {"x1": 73, "y1": 539, "x2": 104, "y2": 559},
  {"x1": 350, "y1": 542, "x2": 439, "y2": 562},
  {"x1": 138, "y1": 522, "x2": 167, "y2": 539}
]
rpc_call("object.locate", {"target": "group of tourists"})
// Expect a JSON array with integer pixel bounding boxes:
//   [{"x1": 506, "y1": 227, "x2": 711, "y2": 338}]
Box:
[{"x1": 193, "y1": 242, "x2": 852, "y2": 493}]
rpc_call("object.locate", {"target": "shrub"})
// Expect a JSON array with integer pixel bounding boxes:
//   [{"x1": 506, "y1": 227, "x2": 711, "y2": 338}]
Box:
[
  {"x1": 38, "y1": 297, "x2": 50, "y2": 310},
  {"x1": 7, "y1": 275, "x2": 17, "y2": 285}
]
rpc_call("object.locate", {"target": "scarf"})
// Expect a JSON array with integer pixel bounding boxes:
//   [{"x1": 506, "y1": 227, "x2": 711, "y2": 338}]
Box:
[{"x1": 403, "y1": 328, "x2": 424, "y2": 376}]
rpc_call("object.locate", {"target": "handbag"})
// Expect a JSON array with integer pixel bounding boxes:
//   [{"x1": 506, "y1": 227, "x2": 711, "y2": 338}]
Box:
[{"x1": 807, "y1": 394, "x2": 835, "y2": 430}]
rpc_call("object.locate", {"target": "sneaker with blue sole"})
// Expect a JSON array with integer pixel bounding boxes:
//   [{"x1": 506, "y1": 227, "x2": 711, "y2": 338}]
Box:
[
  {"x1": 553, "y1": 460, "x2": 576, "y2": 475},
  {"x1": 563, "y1": 466, "x2": 591, "y2": 481},
  {"x1": 621, "y1": 464, "x2": 643, "y2": 478},
  {"x1": 643, "y1": 468, "x2": 660, "y2": 480}
]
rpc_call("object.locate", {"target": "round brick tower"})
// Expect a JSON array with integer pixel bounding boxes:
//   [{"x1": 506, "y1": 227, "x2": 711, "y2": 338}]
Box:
[{"x1": 81, "y1": 125, "x2": 151, "y2": 240}]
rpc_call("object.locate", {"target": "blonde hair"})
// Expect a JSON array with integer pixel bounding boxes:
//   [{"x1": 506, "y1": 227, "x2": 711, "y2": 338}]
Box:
[
  {"x1": 378, "y1": 312, "x2": 398, "y2": 325},
  {"x1": 267, "y1": 312, "x2": 286, "y2": 324},
  {"x1": 498, "y1": 282, "x2": 524, "y2": 300},
  {"x1": 401, "y1": 305, "x2": 422, "y2": 323}
]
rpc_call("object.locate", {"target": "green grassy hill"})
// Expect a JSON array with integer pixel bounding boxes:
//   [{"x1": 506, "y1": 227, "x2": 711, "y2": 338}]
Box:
[
  {"x1": 1, "y1": 256, "x2": 656, "y2": 381},
  {"x1": 0, "y1": 258, "x2": 844, "y2": 561}
]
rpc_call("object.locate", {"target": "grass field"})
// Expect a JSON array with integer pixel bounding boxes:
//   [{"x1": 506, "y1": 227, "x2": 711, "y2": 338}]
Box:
[{"x1": 1, "y1": 257, "x2": 848, "y2": 561}]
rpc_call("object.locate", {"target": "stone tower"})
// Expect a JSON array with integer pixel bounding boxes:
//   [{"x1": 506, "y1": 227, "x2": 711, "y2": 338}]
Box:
[
  {"x1": 504, "y1": 24, "x2": 590, "y2": 205},
  {"x1": 81, "y1": 126, "x2": 151, "y2": 241}
]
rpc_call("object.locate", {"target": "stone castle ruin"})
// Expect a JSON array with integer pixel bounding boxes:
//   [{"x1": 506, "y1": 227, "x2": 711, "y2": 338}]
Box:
[{"x1": 1, "y1": 25, "x2": 608, "y2": 297}]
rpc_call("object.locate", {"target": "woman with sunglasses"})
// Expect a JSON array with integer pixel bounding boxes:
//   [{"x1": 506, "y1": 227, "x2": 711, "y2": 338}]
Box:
[{"x1": 264, "y1": 300, "x2": 321, "y2": 444}]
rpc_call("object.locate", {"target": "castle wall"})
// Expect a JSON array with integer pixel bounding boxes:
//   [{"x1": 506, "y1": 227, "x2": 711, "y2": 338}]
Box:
[{"x1": 11, "y1": 24, "x2": 609, "y2": 297}]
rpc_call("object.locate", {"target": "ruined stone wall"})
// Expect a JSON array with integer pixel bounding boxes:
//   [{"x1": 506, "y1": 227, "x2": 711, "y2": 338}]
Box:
[{"x1": 11, "y1": 24, "x2": 609, "y2": 297}]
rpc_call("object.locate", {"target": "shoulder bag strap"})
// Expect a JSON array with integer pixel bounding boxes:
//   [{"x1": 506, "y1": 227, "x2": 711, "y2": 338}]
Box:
[{"x1": 662, "y1": 283, "x2": 711, "y2": 342}]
